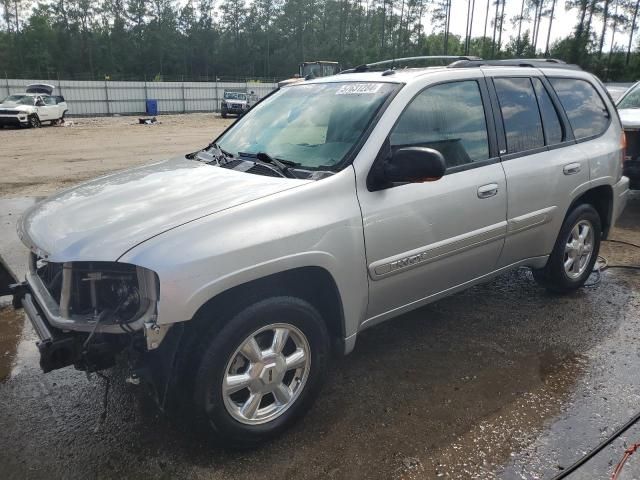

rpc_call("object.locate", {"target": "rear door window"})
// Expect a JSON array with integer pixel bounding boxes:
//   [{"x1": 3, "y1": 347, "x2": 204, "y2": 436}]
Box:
[
  {"x1": 532, "y1": 78, "x2": 564, "y2": 145},
  {"x1": 493, "y1": 77, "x2": 544, "y2": 154},
  {"x1": 549, "y1": 78, "x2": 609, "y2": 139},
  {"x1": 389, "y1": 80, "x2": 490, "y2": 169}
]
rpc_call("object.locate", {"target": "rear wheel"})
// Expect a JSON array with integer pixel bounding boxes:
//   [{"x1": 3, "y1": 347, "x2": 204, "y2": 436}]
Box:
[
  {"x1": 190, "y1": 296, "x2": 329, "y2": 448},
  {"x1": 53, "y1": 111, "x2": 66, "y2": 126},
  {"x1": 533, "y1": 204, "x2": 601, "y2": 293},
  {"x1": 221, "y1": 110, "x2": 227, "y2": 118}
]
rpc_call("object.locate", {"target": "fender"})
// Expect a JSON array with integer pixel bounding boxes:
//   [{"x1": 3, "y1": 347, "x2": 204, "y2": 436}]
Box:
[{"x1": 178, "y1": 250, "x2": 365, "y2": 341}]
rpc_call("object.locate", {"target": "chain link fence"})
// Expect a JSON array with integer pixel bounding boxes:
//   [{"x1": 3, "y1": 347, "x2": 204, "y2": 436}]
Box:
[{"x1": 0, "y1": 77, "x2": 279, "y2": 117}]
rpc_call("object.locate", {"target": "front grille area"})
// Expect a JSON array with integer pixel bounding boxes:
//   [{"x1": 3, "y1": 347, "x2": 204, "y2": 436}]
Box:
[{"x1": 0, "y1": 109, "x2": 18, "y2": 115}]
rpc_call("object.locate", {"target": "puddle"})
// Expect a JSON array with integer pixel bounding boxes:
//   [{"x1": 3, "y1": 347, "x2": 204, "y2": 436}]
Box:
[
  {"x1": 0, "y1": 306, "x2": 24, "y2": 382},
  {"x1": 420, "y1": 353, "x2": 588, "y2": 479}
]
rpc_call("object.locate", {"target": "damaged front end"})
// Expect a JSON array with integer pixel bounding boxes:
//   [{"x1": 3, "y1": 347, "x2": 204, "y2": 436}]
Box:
[{"x1": 13, "y1": 254, "x2": 164, "y2": 374}]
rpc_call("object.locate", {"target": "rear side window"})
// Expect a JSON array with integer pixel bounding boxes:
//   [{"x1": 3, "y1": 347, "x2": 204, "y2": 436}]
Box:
[
  {"x1": 549, "y1": 78, "x2": 609, "y2": 139},
  {"x1": 494, "y1": 77, "x2": 544, "y2": 154},
  {"x1": 389, "y1": 80, "x2": 489, "y2": 169},
  {"x1": 532, "y1": 78, "x2": 564, "y2": 145}
]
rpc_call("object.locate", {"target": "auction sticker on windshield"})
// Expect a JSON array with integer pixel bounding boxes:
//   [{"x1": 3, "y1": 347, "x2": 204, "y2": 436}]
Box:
[{"x1": 336, "y1": 83, "x2": 383, "y2": 95}]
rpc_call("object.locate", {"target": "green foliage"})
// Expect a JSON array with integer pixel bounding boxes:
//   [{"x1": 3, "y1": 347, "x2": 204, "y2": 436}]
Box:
[{"x1": 0, "y1": 0, "x2": 639, "y2": 81}]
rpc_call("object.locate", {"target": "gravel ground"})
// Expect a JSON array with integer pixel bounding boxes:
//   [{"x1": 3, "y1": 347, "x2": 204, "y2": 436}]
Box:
[
  {"x1": 0, "y1": 114, "x2": 233, "y2": 197},
  {"x1": 0, "y1": 115, "x2": 639, "y2": 479}
]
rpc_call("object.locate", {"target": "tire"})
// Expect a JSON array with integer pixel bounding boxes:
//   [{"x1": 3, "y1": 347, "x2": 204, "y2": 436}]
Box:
[
  {"x1": 533, "y1": 203, "x2": 601, "y2": 293},
  {"x1": 53, "y1": 112, "x2": 66, "y2": 126},
  {"x1": 28, "y1": 114, "x2": 41, "y2": 128},
  {"x1": 221, "y1": 111, "x2": 227, "y2": 118},
  {"x1": 190, "y1": 296, "x2": 330, "y2": 448}
]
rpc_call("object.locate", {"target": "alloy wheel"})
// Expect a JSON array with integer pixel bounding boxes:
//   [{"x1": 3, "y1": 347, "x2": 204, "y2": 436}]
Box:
[
  {"x1": 222, "y1": 323, "x2": 311, "y2": 425},
  {"x1": 563, "y1": 219, "x2": 594, "y2": 279}
]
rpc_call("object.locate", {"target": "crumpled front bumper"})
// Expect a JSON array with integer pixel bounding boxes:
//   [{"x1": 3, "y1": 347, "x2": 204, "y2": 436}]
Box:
[{"x1": 11, "y1": 281, "x2": 126, "y2": 373}]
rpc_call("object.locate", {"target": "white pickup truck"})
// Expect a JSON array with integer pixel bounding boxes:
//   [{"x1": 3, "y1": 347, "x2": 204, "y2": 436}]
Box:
[{"x1": 0, "y1": 83, "x2": 68, "y2": 128}]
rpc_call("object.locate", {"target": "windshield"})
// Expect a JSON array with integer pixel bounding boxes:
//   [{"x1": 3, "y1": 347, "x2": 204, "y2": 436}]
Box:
[
  {"x1": 224, "y1": 92, "x2": 247, "y2": 101},
  {"x1": 217, "y1": 82, "x2": 398, "y2": 170},
  {"x1": 617, "y1": 84, "x2": 640, "y2": 109},
  {"x1": 1, "y1": 95, "x2": 34, "y2": 105},
  {"x1": 301, "y1": 63, "x2": 339, "y2": 78}
]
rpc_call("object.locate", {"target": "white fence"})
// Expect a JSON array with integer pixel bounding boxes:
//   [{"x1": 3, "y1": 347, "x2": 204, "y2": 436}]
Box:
[{"x1": 0, "y1": 78, "x2": 279, "y2": 116}]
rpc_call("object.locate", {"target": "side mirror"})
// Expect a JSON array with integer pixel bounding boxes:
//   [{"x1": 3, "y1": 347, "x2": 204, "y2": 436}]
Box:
[
  {"x1": 36, "y1": 100, "x2": 45, "y2": 107},
  {"x1": 369, "y1": 147, "x2": 446, "y2": 190}
]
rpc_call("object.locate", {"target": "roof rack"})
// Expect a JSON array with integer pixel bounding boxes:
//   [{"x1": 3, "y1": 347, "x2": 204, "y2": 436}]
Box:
[
  {"x1": 340, "y1": 55, "x2": 483, "y2": 74},
  {"x1": 448, "y1": 58, "x2": 582, "y2": 70}
]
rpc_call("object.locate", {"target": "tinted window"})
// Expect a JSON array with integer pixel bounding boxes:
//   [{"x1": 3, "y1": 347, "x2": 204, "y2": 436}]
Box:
[
  {"x1": 532, "y1": 78, "x2": 563, "y2": 145},
  {"x1": 494, "y1": 77, "x2": 544, "y2": 154},
  {"x1": 549, "y1": 78, "x2": 609, "y2": 139},
  {"x1": 389, "y1": 81, "x2": 489, "y2": 168},
  {"x1": 617, "y1": 83, "x2": 640, "y2": 109},
  {"x1": 43, "y1": 96, "x2": 56, "y2": 105}
]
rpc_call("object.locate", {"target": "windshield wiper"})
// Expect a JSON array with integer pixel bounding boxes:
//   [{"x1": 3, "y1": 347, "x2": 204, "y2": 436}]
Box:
[
  {"x1": 238, "y1": 151, "x2": 299, "y2": 178},
  {"x1": 207, "y1": 142, "x2": 234, "y2": 159}
]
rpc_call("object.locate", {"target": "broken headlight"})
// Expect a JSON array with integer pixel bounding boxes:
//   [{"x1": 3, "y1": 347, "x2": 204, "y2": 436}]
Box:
[{"x1": 36, "y1": 259, "x2": 159, "y2": 326}]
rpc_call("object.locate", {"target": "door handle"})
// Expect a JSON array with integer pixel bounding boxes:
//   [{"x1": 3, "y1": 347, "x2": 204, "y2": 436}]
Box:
[
  {"x1": 563, "y1": 163, "x2": 581, "y2": 175},
  {"x1": 477, "y1": 183, "x2": 499, "y2": 199}
]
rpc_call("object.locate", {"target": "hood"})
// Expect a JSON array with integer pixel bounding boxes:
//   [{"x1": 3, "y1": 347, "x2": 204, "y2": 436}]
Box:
[
  {"x1": 0, "y1": 103, "x2": 33, "y2": 112},
  {"x1": 18, "y1": 157, "x2": 311, "y2": 262},
  {"x1": 618, "y1": 108, "x2": 640, "y2": 129},
  {"x1": 26, "y1": 83, "x2": 54, "y2": 95}
]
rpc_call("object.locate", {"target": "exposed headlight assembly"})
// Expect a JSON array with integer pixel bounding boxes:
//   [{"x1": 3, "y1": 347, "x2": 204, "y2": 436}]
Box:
[{"x1": 32, "y1": 257, "x2": 159, "y2": 332}]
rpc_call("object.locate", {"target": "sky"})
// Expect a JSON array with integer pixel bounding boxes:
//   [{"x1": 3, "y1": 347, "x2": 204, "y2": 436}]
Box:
[{"x1": 446, "y1": 0, "x2": 627, "y2": 53}]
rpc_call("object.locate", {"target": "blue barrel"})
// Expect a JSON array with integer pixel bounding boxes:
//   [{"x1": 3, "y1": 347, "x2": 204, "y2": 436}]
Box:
[{"x1": 146, "y1": 99, "x2": 158, "y2": 115}]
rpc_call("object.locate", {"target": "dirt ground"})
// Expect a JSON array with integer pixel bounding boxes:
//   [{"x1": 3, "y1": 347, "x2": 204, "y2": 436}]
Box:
[{"x1": 0, "y1": 114, "x2": 234, "y2": 197}]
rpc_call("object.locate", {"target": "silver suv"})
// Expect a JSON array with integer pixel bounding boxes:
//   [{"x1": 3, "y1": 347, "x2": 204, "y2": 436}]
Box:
[{"x1": 13, "y1": 57, "x2": 629, "y2": 447}]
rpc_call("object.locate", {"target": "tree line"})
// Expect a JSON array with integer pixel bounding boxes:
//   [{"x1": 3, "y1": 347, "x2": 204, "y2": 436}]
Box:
[{"x1": 1, "y1": 0, "x2": 639, "y2": 82}]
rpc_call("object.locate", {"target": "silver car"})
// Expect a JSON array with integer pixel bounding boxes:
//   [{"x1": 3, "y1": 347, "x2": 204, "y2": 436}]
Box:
[{"x1": 12, "y1": 57, "x2": 629, "y2": 447}]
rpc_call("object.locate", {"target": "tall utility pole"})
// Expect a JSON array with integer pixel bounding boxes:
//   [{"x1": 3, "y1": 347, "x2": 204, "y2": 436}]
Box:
[
  {"x1": 627, "y1": 0, "x2": 640, "y2": 65},
  {"x1": 444, "y1": 0, "x2": 452, "y2": 54},
  {"x1": 607, "y1": 0, "x2": 620, "y2": 77},
  {"x1": 491, "y1": 0, "x2": 500, "y2": 57},
  {"x1": 517, "y1": 0, "x2": 525, "y2": 54},
  {"x1": 465, "y1": 0, "x2": 476, "y2": 54},
  {"x1": 545, "y1": 0, "x2": 558, "y2": 56},
  {"x1": 497, "y1": 0, "x2": 505, "y2": 52},
  {"x1": 483, "y1": 0, "x2": 490, "y2": 53}
]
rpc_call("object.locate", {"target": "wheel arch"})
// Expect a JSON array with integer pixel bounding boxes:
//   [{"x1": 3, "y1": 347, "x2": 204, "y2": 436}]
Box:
[
  {"x1": 188, "y1": 266, "x2": 347, "y2": 353},
  {"x1": 568, "y1": 184, "x2": 613, "y2": 239}
]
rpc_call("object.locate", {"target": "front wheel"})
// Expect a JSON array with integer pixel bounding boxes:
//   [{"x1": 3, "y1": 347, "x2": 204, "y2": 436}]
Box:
[
  {"x1": 191, "y1": 296, "x2": 329, "y2": 448},
  {"x1": 28, "y1": 114, "x2": 41, "y2": 128},
  {"x1": 533, "y1": 203, "x2": 601, "y2": 293}
]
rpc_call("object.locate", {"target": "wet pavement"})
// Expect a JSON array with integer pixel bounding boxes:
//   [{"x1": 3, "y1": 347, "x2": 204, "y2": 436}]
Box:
[{"x1": 0, "y1": 194, "x2": 639, "y2": 479}]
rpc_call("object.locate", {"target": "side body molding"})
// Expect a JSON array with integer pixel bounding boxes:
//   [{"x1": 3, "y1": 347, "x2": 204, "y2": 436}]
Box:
[{"x1": 369, "y1": 222, "x2": 508, "y2": 280}]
